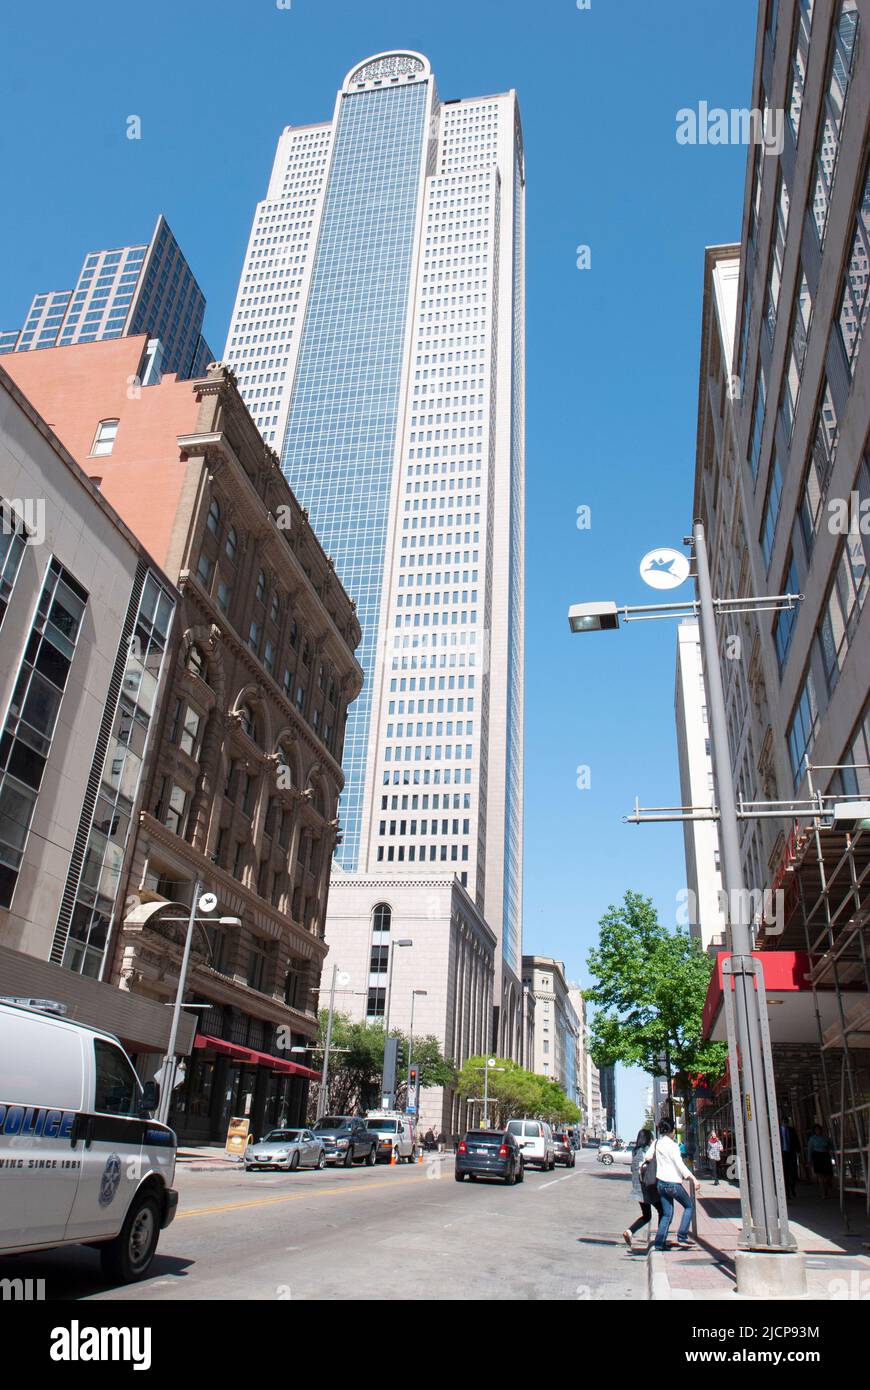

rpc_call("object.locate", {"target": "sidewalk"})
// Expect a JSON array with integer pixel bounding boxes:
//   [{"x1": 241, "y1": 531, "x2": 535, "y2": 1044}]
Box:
[
  {"x1": 176, "y1": 1144, "x2": 243, "y2": 1171},
  {"x1": 648, "y1": 1177, "x2": 870, "y2": 1300}
]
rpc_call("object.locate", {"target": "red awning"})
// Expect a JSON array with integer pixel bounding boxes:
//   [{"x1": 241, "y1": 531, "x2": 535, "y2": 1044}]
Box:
[
  {"x1": 193, "y1": 1033, "x2": 319, "y2": 1079},
  {"x1": 701, "y1": 951, "x2": 866, "y2": 1048}
]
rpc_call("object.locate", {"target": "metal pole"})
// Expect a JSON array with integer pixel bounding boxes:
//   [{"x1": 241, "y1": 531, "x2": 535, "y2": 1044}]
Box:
[
  {"x1": 381, "y1": 945, "x2": 397, "y2": 1107},
  {"x1": 157, "y1": 878, "x2": 200, "y2": 1127},
  {"x1": 316, "y1": 962, "x2": 338, "y2": 1122},
  {"x1": 694, "y1": 521, "x2": 789, "y2": 1249},
  {"x1": 407, "y1": 991, "x2": 419, "y2": 1113},
  {"x1": 483, "y1": 1060, "x2": 489, "y2": 1128}
]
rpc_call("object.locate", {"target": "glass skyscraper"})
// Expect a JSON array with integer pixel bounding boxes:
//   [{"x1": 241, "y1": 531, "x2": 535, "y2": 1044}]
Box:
[
  {"x1": 225, "y1": 51, "x2": 525, "y2": 980},
  {"x1": 1, "y1": 214, "x2": 212, "y2": 379}
]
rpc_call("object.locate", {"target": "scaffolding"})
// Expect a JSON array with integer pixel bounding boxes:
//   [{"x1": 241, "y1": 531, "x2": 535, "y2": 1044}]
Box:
[{"x1": 783, "y1": 763, "x2": 870, "y2": 1219}]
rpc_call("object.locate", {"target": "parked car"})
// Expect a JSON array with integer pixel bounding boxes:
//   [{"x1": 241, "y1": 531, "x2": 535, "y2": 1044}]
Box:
[
  {"x1": 311, "y1": 1115, "x2": 378, "y2": 1166},
  {"x1": 504, "y1": 1118, "x2": 555, "y2": 1171},
  {"x1": 0, "y1": 998, "x2": 176, "y2": 1283},
  {"x1": 245, "y1": 1128, "x2": 325, "y2": 1172},
  {"x1": 455, "y1": 1130, "x2": 524, "y2": 1185},
  {"x1": 365, "y1": 1112, "x2": 416, "y2": 1162},
  {"x1": 552, "y1": 1132, "x2": 576, "y2": 1167}
]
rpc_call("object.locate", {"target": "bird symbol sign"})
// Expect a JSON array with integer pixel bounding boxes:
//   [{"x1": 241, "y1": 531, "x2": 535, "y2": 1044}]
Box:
[{"x1": 639, "y1": 547, "x2": 690, "y2": 590}]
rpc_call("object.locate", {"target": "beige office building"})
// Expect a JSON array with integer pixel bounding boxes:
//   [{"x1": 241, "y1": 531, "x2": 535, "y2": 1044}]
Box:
[{"x1": 694, "y1": 0, "x2": 869, "y2": 1205}]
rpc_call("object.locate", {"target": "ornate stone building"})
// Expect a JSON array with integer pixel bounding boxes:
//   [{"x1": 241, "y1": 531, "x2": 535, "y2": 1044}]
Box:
[{"x1": 3, "y1": 339, "x2": 363, "y2": 1140}]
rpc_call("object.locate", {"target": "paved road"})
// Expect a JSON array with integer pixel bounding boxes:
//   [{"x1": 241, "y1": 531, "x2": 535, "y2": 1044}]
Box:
[{"x1": 2, "y1": 1149, "x2": 648, "y2": 1301}]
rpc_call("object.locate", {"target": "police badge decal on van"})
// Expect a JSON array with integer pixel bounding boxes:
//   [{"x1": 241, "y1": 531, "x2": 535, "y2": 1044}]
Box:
[{"x1": 98, "y1": 1154, "x2": 122, "y2": 1207}]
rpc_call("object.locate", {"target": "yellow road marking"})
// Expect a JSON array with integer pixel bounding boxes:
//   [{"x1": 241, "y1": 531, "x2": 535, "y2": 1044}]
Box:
[{"x1": 177, "y1": 1171, "x2": 430, "y2": 1220}]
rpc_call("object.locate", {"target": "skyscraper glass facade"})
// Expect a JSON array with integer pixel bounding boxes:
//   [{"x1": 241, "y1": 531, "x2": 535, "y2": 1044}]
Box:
[
  {"x1": 0, "y1": 216, "x2": 210, "y2": 379},
  {"x1": 227, "y1": 56, "x2": 525, "y2": 1004},
  {"x1": 279, "y1": 79, "x2": 428, "y2": 868}
]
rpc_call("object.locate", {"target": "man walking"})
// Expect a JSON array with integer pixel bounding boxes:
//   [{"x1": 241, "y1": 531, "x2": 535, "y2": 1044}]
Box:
[{"x1": 644, "y1": 1119, "x2": 701, "y2": 1251}]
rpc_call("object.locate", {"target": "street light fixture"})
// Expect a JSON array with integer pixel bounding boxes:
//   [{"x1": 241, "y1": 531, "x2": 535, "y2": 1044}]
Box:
[
  {"x1": 568, "y1": 520, "x2": 803, "y2": 1290},
  {"x1": 568, "y1": 601, "x2": 620, "y2": 633}
]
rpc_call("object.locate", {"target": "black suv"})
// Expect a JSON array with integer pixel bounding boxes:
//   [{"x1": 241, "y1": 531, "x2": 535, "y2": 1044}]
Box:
[
  {"x1": 455, "y1": 1130, "x2": 524, "y2": 1185},
  {"x1": 311, "y1": 1116, "x2": 378, "y2": 1167}
]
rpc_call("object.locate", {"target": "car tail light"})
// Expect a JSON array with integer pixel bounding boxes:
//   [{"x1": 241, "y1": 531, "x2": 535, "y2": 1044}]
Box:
[
  {"x1": 458, "y1": 1140, "x2": 467, "y2": 1154},
  {"x1": 498, "y1": 1144, "x2": 509, "y2": 1157}
]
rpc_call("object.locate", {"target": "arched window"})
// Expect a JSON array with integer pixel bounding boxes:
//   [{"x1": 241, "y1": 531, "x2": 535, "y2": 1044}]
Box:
[
  {"x1": 238, "y1": 704, "x2": 257, "y2": 742},
  {"x1": 276, "y1": 742, "x2": 293, "y2": 789},
  {"x1": 372, "y1": 903, "x2": 391, "y2": 934},
  {"x1": 270, "y1": 591, "x2": 281, "y2": 625},
  {"x1": 256, "y1": 570, "x2": 267, "y2": 604},
  {"x1": 225, "y1": 526, "x2": 238, "y2": 562},
  {"x1": 207, "y1": 497, "x2": 221, "y2": 537},
  {"x1": 289, "y1": 619, "x2": 298, "y2": 649}
]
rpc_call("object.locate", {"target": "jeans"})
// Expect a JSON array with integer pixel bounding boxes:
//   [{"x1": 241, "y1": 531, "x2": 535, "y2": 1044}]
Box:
[{"x1": 655, "y1": 1181, "x2": 693, "y2": 1247}]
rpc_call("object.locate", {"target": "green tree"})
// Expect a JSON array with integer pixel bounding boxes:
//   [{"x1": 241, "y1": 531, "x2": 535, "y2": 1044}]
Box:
[
  {"x1": 308, "y1": 1012, "x2": 454, "y2": 1118},
  {"x1": 452, "y1": 1055, "x2": 581, "y2": 1129},
  {"x1": 584, "y1": 890, "x2": 726, "y2": 1119}
]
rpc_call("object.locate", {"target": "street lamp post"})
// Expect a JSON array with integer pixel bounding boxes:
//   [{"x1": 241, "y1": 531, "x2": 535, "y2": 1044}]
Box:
[
  {"x1": 317, "y1": 962, "x2": 338, "y2": 1122},
  {"x1": 156, "y1": 880, "x2": 242, "y2": 1126},
  {"x1": 568, "y1": 521, "x2": 803, "y2": 1291},
  {"x1": 381, "y1": 938, "x2": 412, "y2": 1108},
  {"x1": 482, "y1": 1058, "x2": 505, "y2": 1128},
  {"x1": 407, "y1": 989, "x2": 428, "y2": 1116}
]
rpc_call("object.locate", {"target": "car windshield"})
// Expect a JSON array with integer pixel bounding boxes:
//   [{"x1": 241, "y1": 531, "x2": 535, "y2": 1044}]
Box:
[
  {"x1": 313, "y1": 1118, "x2": 350, "y2": 1131},
  {"x1": 366, "y1": 1119, "x2": 399, "y2": 1133},
  {"x1": 263, "y1": 1130, "x2": 301, "y2": 1143}
]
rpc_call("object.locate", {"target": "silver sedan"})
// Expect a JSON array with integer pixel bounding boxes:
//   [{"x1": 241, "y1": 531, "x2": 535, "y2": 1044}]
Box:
[{"x1": 245, "y1": 1128, "x2": 326, "y2": 1172}]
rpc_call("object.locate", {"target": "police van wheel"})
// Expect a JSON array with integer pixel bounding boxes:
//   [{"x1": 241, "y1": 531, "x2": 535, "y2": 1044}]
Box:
[{"x1": 100, "y1": 1191, "x2": 161, "y2": 1284}]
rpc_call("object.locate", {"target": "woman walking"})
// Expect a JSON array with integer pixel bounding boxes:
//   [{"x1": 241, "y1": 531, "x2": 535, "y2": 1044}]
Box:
[
  {"x1": 622, "y1": 1128, "x2": 662, "y2": 1249},
  {"x1": 707, "y1": 1130, "x2": 723, "y2": 1185},
  {"x1": 646, "y1": 1119, "x2": 701, "y2": 1251}
]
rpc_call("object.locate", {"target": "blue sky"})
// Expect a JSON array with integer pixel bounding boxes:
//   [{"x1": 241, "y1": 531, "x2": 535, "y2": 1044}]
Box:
[{"x1": 1, "y1": 0, "x2": 758, "y2": 1132}]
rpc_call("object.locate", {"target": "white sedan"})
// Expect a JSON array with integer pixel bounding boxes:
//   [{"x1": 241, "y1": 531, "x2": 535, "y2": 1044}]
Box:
[{"x1": 598, "y1": 1144, "x2": 633, "y2": 1166}]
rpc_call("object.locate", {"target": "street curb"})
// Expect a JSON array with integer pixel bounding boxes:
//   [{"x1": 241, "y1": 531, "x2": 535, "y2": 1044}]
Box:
[{"x1": 647, "y1": 1249, "x2": 695, "y2": 1301}]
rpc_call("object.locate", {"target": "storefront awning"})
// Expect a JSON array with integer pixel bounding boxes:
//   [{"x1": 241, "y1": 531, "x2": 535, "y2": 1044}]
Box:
[
  {"x1": 701, "y1": 950, "x2": 867, "y2": 1047},
  {"x1": 193, "y1": 1033, "x2": 319, "y2": 1078}
]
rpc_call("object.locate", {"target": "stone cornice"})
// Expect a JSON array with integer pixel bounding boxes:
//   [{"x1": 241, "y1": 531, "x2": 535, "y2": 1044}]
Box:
[{"x1": 177, "y1": 429, "x2": 360, "y2": 656}]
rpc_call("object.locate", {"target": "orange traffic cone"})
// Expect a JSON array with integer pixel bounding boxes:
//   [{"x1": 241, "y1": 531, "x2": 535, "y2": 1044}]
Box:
[
  {"x1": 390, "y1": 1146, "x2": 397, "y2": 1166},
  {"x1": 417, "y1": 1150, "x2": 424, "y2": 1164}
]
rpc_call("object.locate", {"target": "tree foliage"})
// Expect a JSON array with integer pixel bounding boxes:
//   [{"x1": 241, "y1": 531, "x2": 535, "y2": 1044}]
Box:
[
  {"x1": 452, "y1": 1055, "x2": 581, "y2": 1129},
  {"x1": 584, "y1": 890, "x2": 727, "y2": 1084}
]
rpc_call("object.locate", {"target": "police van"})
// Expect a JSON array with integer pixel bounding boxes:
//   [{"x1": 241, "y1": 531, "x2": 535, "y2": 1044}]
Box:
[{"x1": 0, "y1": 999, "x2": 178, "y2": 1282}]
